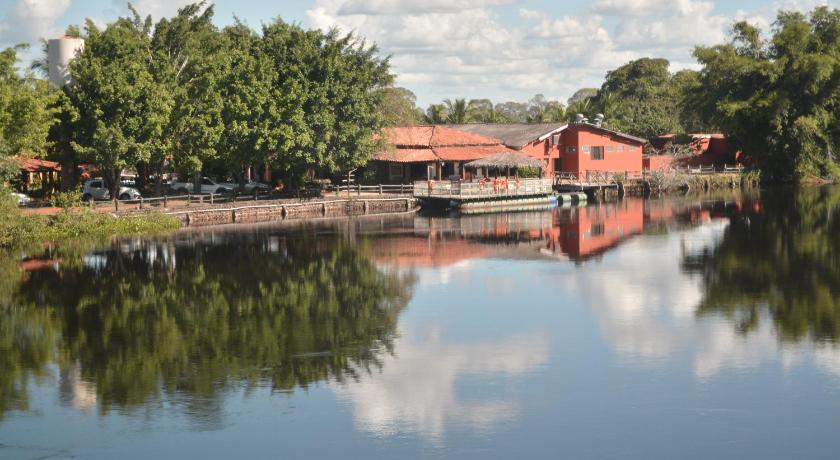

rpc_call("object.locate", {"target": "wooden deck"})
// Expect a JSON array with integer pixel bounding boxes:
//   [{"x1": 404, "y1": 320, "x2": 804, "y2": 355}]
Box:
[{"x1": 413, "y1": 178, "x2": 554, "y2": 201}]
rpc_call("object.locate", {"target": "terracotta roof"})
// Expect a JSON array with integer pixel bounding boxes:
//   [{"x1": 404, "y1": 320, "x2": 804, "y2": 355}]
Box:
[
  {"x1": 435, "y1": 145, "x2": 517, "y2": 161},
  {"x1": 18, "y1": 157, "x2": 61, "y2": 172},
  {"x1": 373, "y1": 148, "x2": 438, "y2": 163},
  {"x1": 373, "y1": 126, "x2": 511, "y2": 163},
  {"x1": 381, "y1": 125, "x2": 503, "y2": 147},
  {"x1": 448, "y1": 123, "x2": 567, "y2": 149}
]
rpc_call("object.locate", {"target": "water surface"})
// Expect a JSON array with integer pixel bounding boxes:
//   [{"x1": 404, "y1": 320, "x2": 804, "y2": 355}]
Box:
[{"x1": 2, "y1": 188, "x2": 840, "y2": 459}]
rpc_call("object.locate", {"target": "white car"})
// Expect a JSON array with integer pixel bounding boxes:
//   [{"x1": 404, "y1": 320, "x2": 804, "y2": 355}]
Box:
[
  {"x1": 217, "y1": 179, "x2": 271, "y2": 193},
  {"x1": 11, "y1": 192, "x2": 32, "y2": 206},
  {"x1": 169, "y1": 177, "x2": 233, "y2": 195},
  {"x1": 82, "y1": 179, "x2": 142, "y2": 201}
]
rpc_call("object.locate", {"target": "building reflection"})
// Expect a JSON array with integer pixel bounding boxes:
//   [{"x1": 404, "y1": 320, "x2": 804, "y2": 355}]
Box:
[{"x1": 367, "y1": 194, "x2": 757, "y2": 269}]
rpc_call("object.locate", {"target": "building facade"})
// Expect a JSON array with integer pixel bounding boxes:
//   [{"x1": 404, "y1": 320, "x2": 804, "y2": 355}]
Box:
[{"x1": 370, "y1": 126, "x2": 516, "y2": 183}]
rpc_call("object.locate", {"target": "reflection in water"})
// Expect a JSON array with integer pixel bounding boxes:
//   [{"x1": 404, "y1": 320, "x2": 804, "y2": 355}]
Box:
[
  {"x1": 333, "y1": 328, "x2": 549, "y2": 441},
  {"x1": 4, "y1": 189, "x2": 840, "y2": 457},
  {"x1": 0, "y1": 234, "x2": 415, "y2": 421},
  {"x1": 684, "y1": 187, "x2": 840, "y2": 342}
]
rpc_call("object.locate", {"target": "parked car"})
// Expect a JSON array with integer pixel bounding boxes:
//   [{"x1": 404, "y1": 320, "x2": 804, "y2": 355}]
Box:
[
  {"x1": 81, "y1": 179, "x2": 142, "y2": 202},
  {"x1": 168, "y1": 177, "x2": 234, "y2": 195},
  {"x1": 10, "y1": 192, "x2": 32, "y2": 207},
  {"x1": 217, "y1": 179, "x2": 272, "y2": 194}
]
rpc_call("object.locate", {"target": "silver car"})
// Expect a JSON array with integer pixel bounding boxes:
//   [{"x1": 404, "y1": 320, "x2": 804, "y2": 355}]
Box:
[{"x1": 82, "y1": 179, "x2": 142, "y2": 201}]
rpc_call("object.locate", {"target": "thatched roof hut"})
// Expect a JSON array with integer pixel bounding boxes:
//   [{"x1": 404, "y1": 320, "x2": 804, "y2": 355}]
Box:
[{"x1": 464, "y1": 152, "x2": 543, "y2": 170}]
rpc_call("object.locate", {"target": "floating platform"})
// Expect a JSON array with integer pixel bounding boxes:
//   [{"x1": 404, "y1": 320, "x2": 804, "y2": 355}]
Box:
[{"x1": 414, "y1": 178, "x2": 554, "y2": 211}]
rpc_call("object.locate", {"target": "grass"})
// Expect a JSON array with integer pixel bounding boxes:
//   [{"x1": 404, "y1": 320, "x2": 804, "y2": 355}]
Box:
[{"x1": 0, "y1": 189, "x2": 181, "y2": 249}]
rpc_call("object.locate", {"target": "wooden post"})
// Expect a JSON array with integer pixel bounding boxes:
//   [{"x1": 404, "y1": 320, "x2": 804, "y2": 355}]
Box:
[
  {"x1": 210, "y1": 193, "x2": 214, "y2": 205},
  {"x1": 357, "y1": 184, "x2": 361, "y2": 196},
  {"x1": 163, "y1": 195, "x2": 168, "y2": 208},
  {"x1": 114, "y1": 198, "x2": 119, "y2": 212},
  {"x1": 379, "y1": 184, "x2": 383, "y2": 195},
  {"x1": 363, "y1": 200, "x2": 369, "y2": 214},
  {"x1": 322, "y1": 202, "x2": 327, "y2": 216},
  {"x1": 139, "y1": 197, "x2": 143, "y2": 210}
]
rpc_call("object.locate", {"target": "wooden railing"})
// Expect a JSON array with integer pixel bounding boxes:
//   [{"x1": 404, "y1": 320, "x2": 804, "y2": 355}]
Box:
[
  {"x1": 330, "y1": 184, "x2": 413, "y2": 195},
  {"x1": 88, "y1": 190, "x2": 275, "y2": 211},
  {"x1": 413, "y1": 178, "x2": 553, "y2": 199}
]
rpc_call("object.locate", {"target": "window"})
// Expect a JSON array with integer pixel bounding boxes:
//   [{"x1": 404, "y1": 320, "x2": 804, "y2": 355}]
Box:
[
  {"x1": 591, "y1": 223, "x2": 605, "y2": 236},
  {"x1": 90, "y1": 181, "x2": 102, "y2": 188},
  {"x1": 388, "y1": 163, "x2": 403, "y2": 181},
  {"x1": 551, "y1": 134, "x2": 561, "y2": 146},
  {"x1": 201, "y1": 178, "x2": 214, "y2": 186},
  {"x1": 617, "y1": 145, "x2": 625, "y2": 152},
  {"x1": 606, "y1": 146, "x2": 615, "y2": 152},
  {"x1": 591, "y1": 146, "x2": 605, "y2": 160},
  {"x1": 566, "y1": 146, "x2": 577, "y2": 154},
  {"x1": 582, "y1": 146, "x2": 592, "y2": 153}
]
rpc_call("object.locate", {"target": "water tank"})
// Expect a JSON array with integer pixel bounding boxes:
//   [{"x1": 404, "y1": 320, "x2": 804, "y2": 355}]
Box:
[
  {"x1": 574, "y1": 113, "x2": 585, "y2": 123},
  {"x1": 594, "y1": 113, "x2": 605, "y2": 127},
  {"x1": 48, "y1": 36, "x2": 85, "y2": 87}
]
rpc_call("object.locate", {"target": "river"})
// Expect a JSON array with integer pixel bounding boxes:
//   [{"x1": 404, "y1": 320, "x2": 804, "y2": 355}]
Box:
[{"x1": 2, "y1": 187, "x2": 840, "y2": 459}]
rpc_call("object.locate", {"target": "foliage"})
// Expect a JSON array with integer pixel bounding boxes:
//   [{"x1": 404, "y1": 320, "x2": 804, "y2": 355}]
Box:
[
  {"x1": 683, "y1": 187, "x2": 840, "y2": 341},
  {"x1": 0, "y1": 233, "x2": 415, "y2": 419},
  {"x1": 0, "y1": 46, "x2": 58, "y2": 167},
  {"x1": 0, "y1": 188, "x2": 180, "y2": 249},
  {"x1": 378, "y1": 87, "x2": 421, "y2": 126},
  {"x1": 591, "y1": 58, "x2": 688, "y2": 138},
  {"x1": 692, "y1": 7, "x2": 840, "y2": 180},
  {"x1": 517, "y1": 166, "x2": 542, "y2": 178},
  {"x1": 422, "y1": 94, "x2": 567, "y2": 125},
  {"x1": 50, "y1": 190, "x2": 82, "y2": 209}
]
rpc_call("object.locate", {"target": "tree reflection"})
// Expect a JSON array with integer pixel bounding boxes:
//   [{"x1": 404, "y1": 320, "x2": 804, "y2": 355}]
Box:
[
  {"x1": 0, "y1": 234, "x2": 415, "y2": 420},
  {"x1": 684, "y1": 187, "x2": 840, "y2": 342}
]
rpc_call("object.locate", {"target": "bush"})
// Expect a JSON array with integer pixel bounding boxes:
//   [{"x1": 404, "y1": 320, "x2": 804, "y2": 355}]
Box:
[
  {"x1": 0, "y1": 187, "x2": 181, "y2": 249},
  {"x1": 517, "y1": 166, "x2": 542, "y2": 178},
  {"x1": 50, "y1": 190, "x2": 82, "y2": 210}
]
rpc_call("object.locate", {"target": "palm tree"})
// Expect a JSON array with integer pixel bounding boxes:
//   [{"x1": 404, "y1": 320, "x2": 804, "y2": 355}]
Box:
[
  {"x1": 424, "y1": 104, "x2": 448, "y2": 124},
  {"x1": 443, "y1": 98, "x2": 468, "y2": 124},
  {"x1": 566, "y1": 98, "x2": 592, "y2": 121}
]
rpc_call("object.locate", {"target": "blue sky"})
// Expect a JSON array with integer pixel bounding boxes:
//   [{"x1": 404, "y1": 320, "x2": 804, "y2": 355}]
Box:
[{"x1": 0, "y1": 0, "x2": 833, "y2": 105}]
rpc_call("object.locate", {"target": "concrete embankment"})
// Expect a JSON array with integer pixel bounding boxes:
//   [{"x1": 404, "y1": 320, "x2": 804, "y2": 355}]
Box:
[{"x1": 167, "y1": 197, "x2": 417, "y2": 227}]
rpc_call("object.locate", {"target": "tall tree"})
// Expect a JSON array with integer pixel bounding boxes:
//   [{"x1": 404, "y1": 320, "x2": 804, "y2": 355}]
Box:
[
  {"x1": 261, "y1": 20, "x2": 392, "y2": 184},
  {"x1": 69, "y1": 15, "x2": 171, "y2": 198},
  {"x1": 693, "y1": 7, "x2": 840, "y2": 179},
  {"x1": 0, "y1": 46, "x2": 57, "y2": 181},
  {"x1": 443, "y1": 98, "x2": 468, "y2": 124},
  {"x1": 215, "y1": 21, "x2": 276, "y2": 190},
  {"x1": 378, "y1": 86, "x2": 421, "y2": 126}
]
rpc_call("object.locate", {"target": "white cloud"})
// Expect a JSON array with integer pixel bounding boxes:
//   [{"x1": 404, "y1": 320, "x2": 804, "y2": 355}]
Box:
[
  {"x1": 109, "y1": 0, "x2": 196, "y2": 21},
  {"x1": 331, "y1": 327, "x2": 550, "y2": 441},
  {"x1": 337, "y1": 0, "x2": 515, "y2": 15},
  {"x1": 0, "y1": 0, "x2": 71, "y2": 47}
]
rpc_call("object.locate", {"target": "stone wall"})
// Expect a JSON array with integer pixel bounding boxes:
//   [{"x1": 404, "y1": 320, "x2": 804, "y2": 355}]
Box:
[{"x1": 171, "y1": 198, "x2": 415, "y2": 227}]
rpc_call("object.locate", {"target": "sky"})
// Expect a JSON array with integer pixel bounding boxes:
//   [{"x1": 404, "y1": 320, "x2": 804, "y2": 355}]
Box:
[{"x1": 0, "y1": 0, "x2": 834, "y2": 106}]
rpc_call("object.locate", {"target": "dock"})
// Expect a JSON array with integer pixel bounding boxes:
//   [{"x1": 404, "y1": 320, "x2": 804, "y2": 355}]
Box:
[{"x1": 413, "y1": 178, "x2": 554, "y2": 210}]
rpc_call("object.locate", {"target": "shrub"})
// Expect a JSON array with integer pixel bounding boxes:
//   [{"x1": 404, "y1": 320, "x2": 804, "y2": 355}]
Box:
[
  {"x1": 50, "y1": 190, "x2": 82, "y2": 210},
  {"x1": 518, "y1": 166, "x2": 542, "y2": 178}
]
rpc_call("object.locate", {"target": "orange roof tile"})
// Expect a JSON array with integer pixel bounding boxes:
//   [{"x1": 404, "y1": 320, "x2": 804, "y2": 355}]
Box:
[
  {"x1": 434, "y1": 145, "x2": 518, "y2": 161},
  {"x1": 18, "y1": 157, "x2": 61, "y2": 172},
  {"x1": 373, "y1": 148, "x2": 438, "y2": 163}
]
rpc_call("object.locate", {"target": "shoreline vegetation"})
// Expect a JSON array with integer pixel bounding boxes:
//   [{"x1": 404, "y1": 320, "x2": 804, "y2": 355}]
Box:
[{"x1": 0, "y1": 190, "x2": 180, "y2": 250}]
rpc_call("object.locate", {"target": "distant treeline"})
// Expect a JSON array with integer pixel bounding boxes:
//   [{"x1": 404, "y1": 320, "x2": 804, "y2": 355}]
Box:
[{"x1": 2, "y1": 4, "x2": 840, "y2": 184}]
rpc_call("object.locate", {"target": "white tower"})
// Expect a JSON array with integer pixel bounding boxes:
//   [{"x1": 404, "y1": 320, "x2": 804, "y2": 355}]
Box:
[{"x1": 47, "y1": 36, "x2": 85, "y2": 87}]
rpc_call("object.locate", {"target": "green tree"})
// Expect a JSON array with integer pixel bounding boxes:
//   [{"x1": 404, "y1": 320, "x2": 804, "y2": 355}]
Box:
[
  {"x1": 443, "y1": 98, "x2": 469, "y2": 123},
  {"x1": 261, "y1": 20, "x2": 392, "y2": 184},
  {"x1": 378, "y1": 86, "x2": 421, "y2": 126},
  {"x1": 0, "y1": 46, "x2": 58, "y2": 181},
  {"x1": 424, "y1": 103, "x2": 448, "y2": 124},
  {"x1": 69, "y1": 14, "x2": 172, "y2": 198},
  {"x1": 215, "y1": 21, "x2": 276, "y2": 190},
  {"x1": 693, "y1": 7, "x2": 840, "y2": 180}
]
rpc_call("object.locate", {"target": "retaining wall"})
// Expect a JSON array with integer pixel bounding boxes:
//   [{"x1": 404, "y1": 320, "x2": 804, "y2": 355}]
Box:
[{"x1": 170, "y1": 198, "x2": 416, "y2": 227}]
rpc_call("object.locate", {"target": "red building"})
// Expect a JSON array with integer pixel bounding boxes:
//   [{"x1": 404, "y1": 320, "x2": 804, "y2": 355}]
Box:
[
  {"x1": 451, "y1": 122, "x2": 646, "y2": 178},
  {"x1": 450, "y1": 123, "x2": 566, "y2": 176},
  {"x1": 370, "y1": 126, "x2": 516, "y2": 183}
]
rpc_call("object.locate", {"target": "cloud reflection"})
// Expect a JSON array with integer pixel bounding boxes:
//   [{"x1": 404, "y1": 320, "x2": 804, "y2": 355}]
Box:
[{"x1": 331, "y1": 327, "x2": 549, "y2": 441}]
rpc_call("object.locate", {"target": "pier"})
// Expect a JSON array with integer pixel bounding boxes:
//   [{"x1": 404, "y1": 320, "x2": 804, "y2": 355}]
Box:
[{"x1": 413, "y1": 178, "x2": 554, "y2": 210}]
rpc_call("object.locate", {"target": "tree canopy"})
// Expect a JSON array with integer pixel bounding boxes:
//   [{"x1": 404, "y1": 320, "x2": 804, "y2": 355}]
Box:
[{"x1": 692, "y1": 7, "x2": 840, "y2": 180}]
